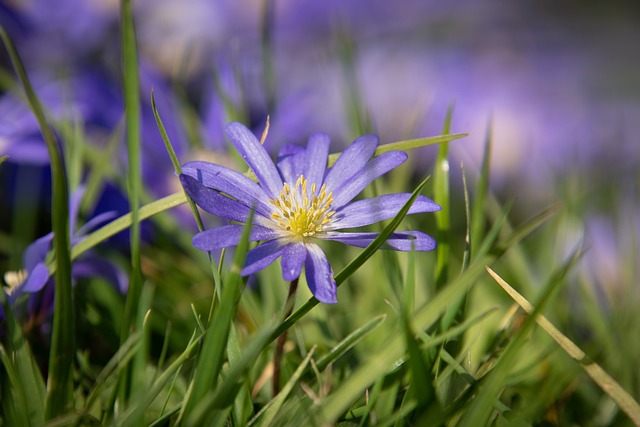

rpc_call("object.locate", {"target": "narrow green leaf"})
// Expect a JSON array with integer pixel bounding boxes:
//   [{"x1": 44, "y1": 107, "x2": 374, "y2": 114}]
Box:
[
  {"x1": 458, "y1": 249, "x2": 582, "y2": 427},
  {"x1": 470, "y1": 120, "x2": 493, "y2": 257},
  {"x1": 0, "y1": 26, "x2": 74, "y2": 420},
  {"x1": 433, "y1": 103, "x2": 453, "y2": 289},
  {"x1": 248, "y1": 346, "x2": 317, "y2": 427},
  {"x1": 0, "y1": 154, "x2": 8, "y2": 164},
  {"x1": 119, "y1": 0, "x2": 143, "y2": 346},
  {"x1": 187, "y1": 324, "x2": 274, "y2": 425},
  {"x1": 488, "y1": 267, "x2": 640, "y2": 426},
  {"x1": 151, "y1": 90, "x2": 205, "y2": 232},
  {"x1": 180, "y1": 211, "x2": 254, "y2": 424},
  {"x1": 327, "y1": 133, "x2": 468, "y2": 167},
  {"x1": 316, "y1": 314, "x2": 387, "y2": 372},
  {"x1": 84, "y1": 332, "x2": 142, "y2": 412},
  {"x1": 1, "y1": 293, "x2": 46, "y2": 426}
]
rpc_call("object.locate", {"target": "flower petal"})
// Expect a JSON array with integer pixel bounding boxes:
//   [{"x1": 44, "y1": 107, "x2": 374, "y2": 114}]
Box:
[
  {"x1": 276, "y1": 146, "x2": 305, "y2": 184},
  {"x1": 330, "y1": 151, "x2": 408, "y2": 208},
  {"x1": 72, "y1": 256, "x2": 128, "y2": 293},
  {"x1": 225, "y1": 122, "x2": 283, "y2": 198},
  {"x1": 323, "y1": 134, "x2": 378, "y2": 192},
  {"x1": 182, "y1": 161, "x2": 272, "y2": 217},
  {"x1": 23, "y1": 233, "x2": 53, "y2": 272},
  {"x1": 304, "y1": 132, "x2": 330, "y2": 187},
  {"x1": 329, "y1": 194, "x2": 441, "y2": 229},
  {"x1": 21, "y1": 262, "x2": 51, "y2": 293},
  {"x1": 304, "y1": 243, "x2": 337, "y2": 304},
  {"x1": 280, "y1": 242, "x2": 307, "y2": 281},
  {"x1": 180, "y1": 174, "x2": 255, "y2": 222},
  {"x1": 193, "y1": 224, "x2": 280, "y2": 250},
  {"x1": 242, "y1": 239, "x2": 286, "y2": 276},
  {"x1": 321, "y1": 231, "x2": 437, "y2": 252}
]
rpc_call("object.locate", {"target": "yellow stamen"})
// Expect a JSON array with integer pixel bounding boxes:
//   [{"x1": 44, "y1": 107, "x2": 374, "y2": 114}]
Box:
[{"x1": 268, "y1": 175, "x2": 335, "y2": 238}]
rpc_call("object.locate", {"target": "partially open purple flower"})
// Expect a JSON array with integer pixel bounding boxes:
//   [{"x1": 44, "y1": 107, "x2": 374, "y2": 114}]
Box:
[{"x1": 181, "y1": 122, "x2": 440, "y2": 303}]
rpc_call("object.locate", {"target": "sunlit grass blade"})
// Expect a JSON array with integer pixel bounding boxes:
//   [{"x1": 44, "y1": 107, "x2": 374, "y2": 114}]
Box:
[
  {"x1": 151, "y1": 90, "x2": 205, "y2": 232},
  {"x1": 433, "y1": 103, "x2": 453, "y2": 289},
  {"x1": 316, "y1": 314, "x2": 387, "y2": 372},
  {"x1": 0, "y1": 154, "x2": 8, "y2": 164},
  {"x1": 487, "y1": 267, "x2": 640, "y2": 426},
  {"x1": 457, "y1": 248, "x2": 582, "y2": 426},
  {"x1": 327, "y1": 133, "x2": 468, "y2": 166},
  {"x1": 470, "y1": 119, "x2": 492, "y2": 257},
  {"x1": 0, "y1": 26, "x2": 74, "y2": 420},
  {"x1": 45, "y1": 192, "x2": 187, "y2": 275},
  {"x1": 265, "y1": 175, "x2": 431, "y2": 345},
  {"x1": 180, "y1": 211, "x2": 254, "y2": 424},
  {"x1": 248, "y1": 346, "x2": 317, "y2": 427}
]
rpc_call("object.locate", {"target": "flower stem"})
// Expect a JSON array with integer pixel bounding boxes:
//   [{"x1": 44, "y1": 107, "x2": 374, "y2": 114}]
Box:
[{"x1": 273, "y1": 277, "x2": 299, "y2": 397}]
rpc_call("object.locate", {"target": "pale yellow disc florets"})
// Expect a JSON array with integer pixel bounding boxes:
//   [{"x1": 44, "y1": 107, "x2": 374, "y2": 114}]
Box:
[{"x1": 268, "y1": 175, "x2": 335, "y2": 238}]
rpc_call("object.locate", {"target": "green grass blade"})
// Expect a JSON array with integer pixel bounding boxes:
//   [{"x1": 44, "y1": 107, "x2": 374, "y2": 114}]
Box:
[
  {"x1": 119, "y1": 0, "x2": 143, "y2": 346},
  {"x1": 470, "y1": 120, "x2": 493, "y2": 257},
  {"x1": 458, "y1": 249, "x2": 582, "y2": 427},
  {"x1": 0, "y1": 26, "x2": 74, "y2": 420},
  {"x1": 488, "y1": 267, "x2": 640, "y2": 426},
  {"x1": 327, "y1": 133, "x2": 468, "y2": 166},
  {"x1": 46, "y1": 192, "x2": 187, "y2": 275},
  {"x1": 1, "y1": 293, "x2": 46, "y2": 426},
  {"x1": 248, "y1": 346, "x2": 317, "y2": 427},
  {"x1": 316, "y1": 314, "x2": 387, "y2": 372},
  {"x1": 84, "y1": 332, "x2": 142, "y2": 412},
  {"x1": 186, "y1": 324, "x2": 274, "y2": 426},
  {"x1": 151, "y1": 90, "x2": 206, "y2": 232},
  {"x1": 433, "y1": 103, "x2": 453, "y2": 289},
  {"x1": 180, "y1": 211, "x2": 254, "y2": 424}
]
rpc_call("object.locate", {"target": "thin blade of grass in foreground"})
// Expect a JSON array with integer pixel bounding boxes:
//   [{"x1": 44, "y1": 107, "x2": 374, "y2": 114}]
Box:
[
  {"x1": 487, "y1": 267, "x2": 640, "y2": 426},
  {"x1": 179, "y1": 211, "x2": 255, "y2": 425},
  {"x1": 248, "y1": 346, "x2": 317, "y2": 427},
  {"x1": 0, "y1": 26, "x2": 74, "y2": 420}
]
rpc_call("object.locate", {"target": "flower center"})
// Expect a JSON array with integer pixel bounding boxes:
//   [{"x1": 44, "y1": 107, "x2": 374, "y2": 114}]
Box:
[
  {"x1": 4, "y1": 269, "x2": 28, "y2": 296},
  {"x1": 268, "y1": 175, "x2": 335, "y2": 238}
]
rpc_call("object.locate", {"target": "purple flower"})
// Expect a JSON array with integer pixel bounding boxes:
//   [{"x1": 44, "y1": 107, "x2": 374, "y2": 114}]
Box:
[
  {"x1": 1, "y1": 186, "x2": 127, "y2": 322},
  {"x1": 181, "y1": 122, "x2": 441, "y2": 303}
]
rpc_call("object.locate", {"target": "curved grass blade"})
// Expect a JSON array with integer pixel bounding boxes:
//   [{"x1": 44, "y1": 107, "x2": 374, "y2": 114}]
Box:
[
  {"x1": 248, "y1": 346, "x2": 317, "y2": 427},
  {"x1": 487, "y1": 267, "x2": 640, "y2": 426},
  {"x1": 316, "y1": 314, "x2": 387, "y2": 372},
  {"x1": 0, "y1": 26, "x2": 74, "y2": 420},
  {"x1": 327, "y1": 133, "x2": 468, "y2": 166}
]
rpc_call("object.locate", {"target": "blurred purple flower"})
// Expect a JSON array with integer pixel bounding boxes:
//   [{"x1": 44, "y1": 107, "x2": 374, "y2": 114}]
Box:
[
  {"x1": 181, "y1": 122, "x2": 440, "y2": 303},
  {"x1": 1, "y1": 186, "x2": 127, "y2": 321}
]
